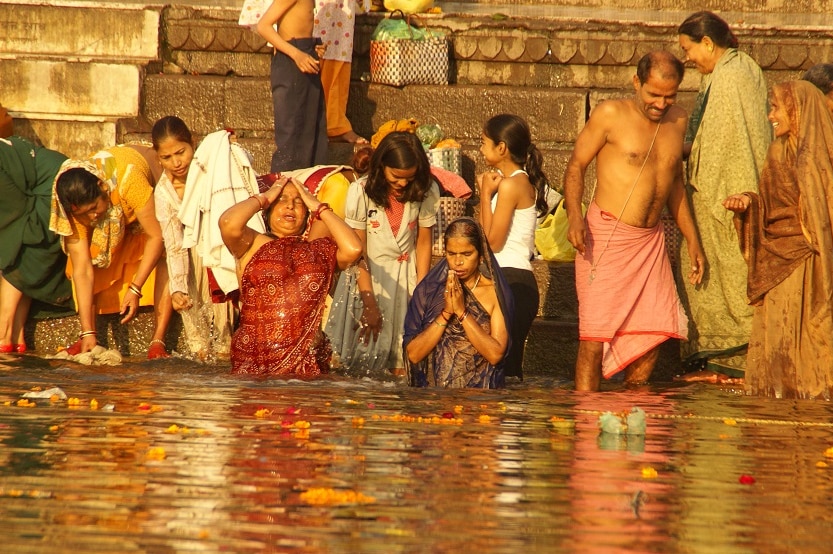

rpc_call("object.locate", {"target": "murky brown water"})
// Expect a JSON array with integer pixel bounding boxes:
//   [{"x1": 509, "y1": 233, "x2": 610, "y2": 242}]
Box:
[{"x1": 1, "y1": 353, "x2": 832, "y2": 553}]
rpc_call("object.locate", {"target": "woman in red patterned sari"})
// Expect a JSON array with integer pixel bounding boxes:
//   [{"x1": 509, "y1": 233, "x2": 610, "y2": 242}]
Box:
[{"x1": 219, "y1": 176, "x2": 362, "y2": 376}]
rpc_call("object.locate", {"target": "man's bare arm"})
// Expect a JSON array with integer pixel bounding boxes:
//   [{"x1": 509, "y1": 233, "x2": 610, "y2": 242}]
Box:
[
  {"x1": 666, "y1": 165, "x2": 705, "y2": 285},
  {"x1": 564, "y1": 102, "x2": 614, "y2": 255}
]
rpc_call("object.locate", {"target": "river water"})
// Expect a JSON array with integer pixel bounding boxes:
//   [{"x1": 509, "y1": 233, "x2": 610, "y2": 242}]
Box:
[{"x1": 0, "y1": 353, "x2": 831, "y2": 553}]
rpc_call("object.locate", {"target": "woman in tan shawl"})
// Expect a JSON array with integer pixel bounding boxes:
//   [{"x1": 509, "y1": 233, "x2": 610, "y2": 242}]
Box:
[{"x1": 723, "y1": 80, "x2": 833, "y2": 399}]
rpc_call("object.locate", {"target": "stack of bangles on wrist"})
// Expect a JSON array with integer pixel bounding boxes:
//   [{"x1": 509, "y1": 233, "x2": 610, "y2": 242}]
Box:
[
  {"x1": 458, "y1": 310, "x2": 470, "y2": 324},
  {"x1": 128, "y1": 282, "x2": 143, "y2": 298},
  {"x1": 79, "y1": 330, "x2": 97, "y2": 339},
  {"x1": 252, "y1": 193, "x2": 271, "y2": 211},
  {"x1": 311, "y1": 202, "x2": 332, "y2": 222}
]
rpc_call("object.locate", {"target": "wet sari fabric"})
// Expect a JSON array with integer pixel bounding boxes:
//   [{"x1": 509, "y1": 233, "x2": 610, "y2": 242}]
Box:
[{"x1": 231, "y1": 235, "x2": 338, "y2": 376}]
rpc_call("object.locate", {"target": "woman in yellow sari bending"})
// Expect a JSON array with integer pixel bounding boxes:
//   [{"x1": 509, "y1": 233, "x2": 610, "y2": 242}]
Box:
[{"x1": 50, "y1": 145, "x2": 171, "y2": 358}]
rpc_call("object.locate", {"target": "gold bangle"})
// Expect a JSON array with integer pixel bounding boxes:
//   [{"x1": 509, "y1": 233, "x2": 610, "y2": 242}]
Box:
[
  {"x1": 79, "y1": 330, "x2": 97, "y2": 338},
  {"x1": 128, "y1": 283, "x2": 143, "y2": 298},
  {"x1": 434, "y1": 318, "x2": 448, "y2": 327}
]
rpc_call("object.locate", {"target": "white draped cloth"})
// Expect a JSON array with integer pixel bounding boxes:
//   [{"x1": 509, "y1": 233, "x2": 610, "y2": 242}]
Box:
[{"x1": 178, "y1": 130, "x2": 264, "y2": 294}]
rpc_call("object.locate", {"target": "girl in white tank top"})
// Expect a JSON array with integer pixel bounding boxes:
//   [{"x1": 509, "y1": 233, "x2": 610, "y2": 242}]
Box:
[{"x1": 477, "y1": 114, "x2": 551, "y2": 380}]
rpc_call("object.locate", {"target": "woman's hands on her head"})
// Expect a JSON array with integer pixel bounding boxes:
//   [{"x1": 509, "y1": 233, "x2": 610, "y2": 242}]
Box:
[
  {"x1": 286, "y1": 177, "x2": 321, "y2": 212},
  {"x1": 262, "y1": 174, "x2": 291, "y2": 206}
]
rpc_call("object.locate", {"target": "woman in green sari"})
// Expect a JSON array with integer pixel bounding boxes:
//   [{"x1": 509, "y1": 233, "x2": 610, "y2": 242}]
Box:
[
  {"x1": 676, "y1": 11, "x2": 771, "y2": 381},
  {"x1": 0, "y1": 137, "x2": 75, "y2": 352}
]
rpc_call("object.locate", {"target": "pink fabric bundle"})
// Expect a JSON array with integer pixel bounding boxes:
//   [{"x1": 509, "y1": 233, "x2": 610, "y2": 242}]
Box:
[{"x1": 575, "y1": 202, "x2": 688, "y2": 378}]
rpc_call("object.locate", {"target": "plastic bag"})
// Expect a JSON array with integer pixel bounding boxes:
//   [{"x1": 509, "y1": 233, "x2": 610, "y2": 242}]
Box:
[
  {"x1": 371, "y1": 10, "x2": 436, "y2": 41},
  {"x1": 534, "y1": 200, "x2": 585, "y2": 262}
]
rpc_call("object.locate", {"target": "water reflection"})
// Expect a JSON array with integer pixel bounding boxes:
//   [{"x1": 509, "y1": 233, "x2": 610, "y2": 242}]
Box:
[{"x1": 0, "y1": 355, "x2": 832, "y2": 553}]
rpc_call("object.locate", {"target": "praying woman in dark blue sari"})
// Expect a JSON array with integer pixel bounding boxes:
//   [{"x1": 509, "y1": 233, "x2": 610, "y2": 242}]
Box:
[{"x1": 404, "y1": 217, "x2": 513, "y2": 388}]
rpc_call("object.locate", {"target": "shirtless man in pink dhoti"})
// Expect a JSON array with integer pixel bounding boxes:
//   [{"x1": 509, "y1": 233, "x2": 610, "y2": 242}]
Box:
[{"x1": 564, "y1": 50, "x2": 706, "y2": 392}]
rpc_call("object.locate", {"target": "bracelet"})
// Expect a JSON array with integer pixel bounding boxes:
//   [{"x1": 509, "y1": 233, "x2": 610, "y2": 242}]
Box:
[
  {"x1": 311, "y1": 202, "x2": 332, "y2": 222},
  {"x1": 435, "y1": 318, "x2": 448, "y2": 327},
  {"x1": 128, "y1": 283, "x2": 143, "y2": 298},
  {"x1": 79, "y1": 330, "x2": 97, "y2": 338},
  {"x1": 252, "y1": 193, "x2": 269, "y2": 211},
  {"x1": 458, "y1": 310, "x2": 470, "y2": 324},
  {"x1": 442, "y1": 310, "x2": 453, "y2": 320}
]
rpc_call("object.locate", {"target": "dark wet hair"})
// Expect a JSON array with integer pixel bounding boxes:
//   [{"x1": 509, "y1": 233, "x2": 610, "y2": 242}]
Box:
[
  {"x1": 678, "y1": 11, "x2": 739, "y2": 49},
  {"x1": 55, "y1": 167, "x2": 106, "y2": 214},
  {"x1": 151, "y1": 115, "x2": 193, "y2": 150},
  {"x1": 483, "y1": 114, "x2": 550, "y2": 218},
  {"x1": 444, "y1": 217, "x2": 485, "y2": 258},
  {"x1": 636, "y1": 50, "x2": 685, "y2": 85},
  {"x1": 364, "y1": 132, "x2": 433, "y2": 209},
  {"x1": 802, "y1": 63, "x2": 833, "y2": 96}
]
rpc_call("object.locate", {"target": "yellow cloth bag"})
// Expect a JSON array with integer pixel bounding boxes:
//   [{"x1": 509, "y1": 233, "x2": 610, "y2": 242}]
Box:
[{"x1": 535, "y1": 200, "x2": 585, "y2": 262}]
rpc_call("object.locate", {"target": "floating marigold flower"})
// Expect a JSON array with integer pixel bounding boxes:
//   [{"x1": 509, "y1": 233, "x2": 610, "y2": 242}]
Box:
[
  {"x1": 295, "y1": 429, "x2": 310, "y2": 440},
  {"x1": 478, "y1": 414, "x2": 491, "y2": 424},
  {"x1": 166, "y1": 424, "x2": 181, "y2": 434},
  {"x1": 254, "y1": 408, "x2": 272, "y2": 418},
  {"x1": 146, "y1": 447, "x2": 166, "y2": 461},
  {"x1": 816, "y1": 461, "x2": 829, "y2": 468},
  {"x1": 723, "y1": 418, "x2": 737, "y2": 426},
  {"x1": 824, "y1": 447, "x2": 833, "y2": 458},
  {"x1": 549, "y1": 416, "x2": 575, "y2": 429},
  {"x1": 352, "y1": 417, "x2": 365, "y2": 427},
  {"x1": 137, "y1": 402, "x2": 151, "y2": 411},
  {"x1": 294, "y1": 420, "x2": 311, "y2": 429},
  {"x1": 16, "y1": 399, "x2": 36, "y2": 408},
  {"x1": 346, "y1": 399, "x2": 359, "y2": 405},
  {"x1": 50, "y1": 394, "x2": 61, "y2": 403},
  {"x1": 68, "y1": 397, "x2": 81, "y2": 406},
  {"x1": 299, "y1": 487, "x2": 376, "y2": 506},
  {"x1": 641, "y1": 467, "x2": 658, "y2": 479},
  {"x1": 49, "y1": 425, "x2": 59, "y2": 432},
  {"x1": 453, "y1": 405, "x2": 463, "y2": 414},
  {"x1": 89, "y1": 399, "x2": 98, "y2": 410}
]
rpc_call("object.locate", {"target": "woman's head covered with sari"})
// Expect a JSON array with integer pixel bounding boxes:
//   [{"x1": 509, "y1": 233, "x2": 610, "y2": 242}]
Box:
[
  {"x1": 744, "y1": 79, "x2": 833, "y2": 303},
  {"x1": 403, "y1": 217, "x2": 514, "y2": 386}
]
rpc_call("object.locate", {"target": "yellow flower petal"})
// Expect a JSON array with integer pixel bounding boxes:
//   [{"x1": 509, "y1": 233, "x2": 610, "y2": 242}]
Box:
[{"x1": 641, "y1": 467, "x2": 658, "y2": 479}]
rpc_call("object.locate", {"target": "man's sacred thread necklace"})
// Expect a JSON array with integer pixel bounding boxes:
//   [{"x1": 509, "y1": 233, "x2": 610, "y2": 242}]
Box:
[{"x1": 589, "y1": 117, "x2": 663, "y2": 284}]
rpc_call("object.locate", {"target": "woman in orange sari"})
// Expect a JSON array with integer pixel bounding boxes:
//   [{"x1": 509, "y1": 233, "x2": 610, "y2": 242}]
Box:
[
  {"x1": 50, "y1": 145, "x2": 171, "y2": 358},
  {"x1": 219, "y1": 176, "x2": 362, "y2": 376}
]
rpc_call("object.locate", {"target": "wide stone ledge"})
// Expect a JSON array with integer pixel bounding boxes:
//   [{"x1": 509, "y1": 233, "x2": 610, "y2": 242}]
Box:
[
  {"x1": 1, "y1": 60, "x2": 141, "y2": 118},
  {"x1": 12, "y1": 118, "x2": 118, "y2": 160},
  {"x1": 160, "y1": 6, "x2": 832, "y2": 74},
  {"x1": 0, "y1": 3, "x2": 159, "y2": 61}
]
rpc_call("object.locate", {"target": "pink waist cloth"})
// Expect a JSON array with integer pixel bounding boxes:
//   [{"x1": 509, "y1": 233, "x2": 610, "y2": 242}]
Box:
[{"x1": 575, "y1": 202, "x2": 688, "y2": 378}]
